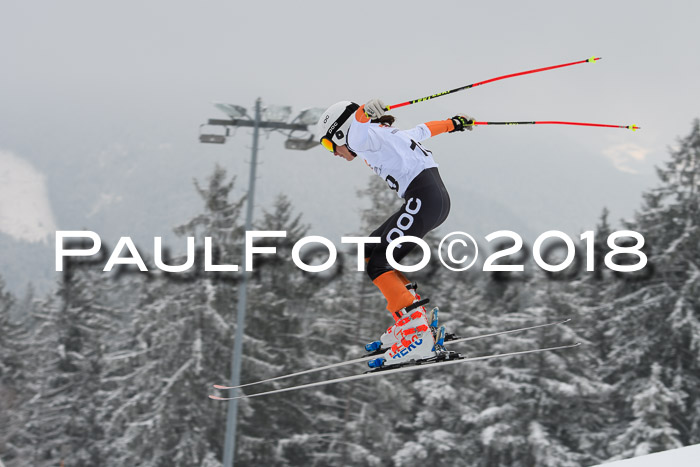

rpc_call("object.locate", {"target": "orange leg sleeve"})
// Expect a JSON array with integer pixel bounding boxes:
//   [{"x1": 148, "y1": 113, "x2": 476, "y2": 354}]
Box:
[
  {"x1": 394, "y1": 270, "x2": 411, "y2": 286},
  {"x1": 373, "y1": 270, "x2": 415, "y2": 315}
]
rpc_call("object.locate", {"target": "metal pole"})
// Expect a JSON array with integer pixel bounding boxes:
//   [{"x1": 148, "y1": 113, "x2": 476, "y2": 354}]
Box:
[{"x1": 223, "y1": 97, "x2": 261, "y2": 467}]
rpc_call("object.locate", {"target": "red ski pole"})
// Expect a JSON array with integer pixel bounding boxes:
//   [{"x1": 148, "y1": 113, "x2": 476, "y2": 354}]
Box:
[
  {"x1": 386, "y1": 57, "x2": 601, "y2": 111},
  {"x1": 471, "y1": 121, "x2": 640, "y2": 131}
]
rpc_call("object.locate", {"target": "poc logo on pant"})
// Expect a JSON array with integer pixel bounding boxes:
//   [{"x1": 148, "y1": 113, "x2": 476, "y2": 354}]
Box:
[{"x1": 386, "y1": 197, "x2": 422, "y2": 249}]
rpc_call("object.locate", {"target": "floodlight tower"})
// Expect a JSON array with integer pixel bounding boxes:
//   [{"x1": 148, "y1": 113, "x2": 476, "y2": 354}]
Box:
[{"x1": 199, "y1": 98, "x2": 324, "y2": 467}]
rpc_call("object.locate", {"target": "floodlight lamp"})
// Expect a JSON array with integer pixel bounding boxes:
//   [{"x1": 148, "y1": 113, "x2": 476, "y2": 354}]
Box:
[
  {"x1": 214, "y1": 103, "x2": 248, "y2": 119},
  {"x1": 285, "y1": 137, "x2": 318, "y2": 151},
  {"x1": 200, "y1": 134, "x2": 227, "y2": 144},
  {"x1": 296, "y1": 108, "x2": 326, "y2": 126},
  {"x1": 263, "y1": 105, "x2": 292, "y2": 123}
]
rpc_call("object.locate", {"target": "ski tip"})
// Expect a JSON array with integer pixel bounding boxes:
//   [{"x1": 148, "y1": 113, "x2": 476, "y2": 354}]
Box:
[
  {"x1": 588, "y1": 56, "x2": 602, "y2": 62},
  {"x1": 628, "y1": 125, "x2": 640, "y2": 131},
  {"x1": 209, "y1": 395, "x2": 229, "y2": 401},
  {"x1": 558, "y1": 317, "x2": 572, "y2": 324},
  {"x1": 552, "y1": 342, "x2": 582, "y2": 351},
  {"x1": 213, "y1": 384, "x2": 234, "y2": 390}
]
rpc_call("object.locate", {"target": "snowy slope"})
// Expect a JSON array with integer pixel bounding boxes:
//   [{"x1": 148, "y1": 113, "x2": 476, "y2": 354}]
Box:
[{"x1": 591, "y1": 444, "x2": 700, "y2": 467}]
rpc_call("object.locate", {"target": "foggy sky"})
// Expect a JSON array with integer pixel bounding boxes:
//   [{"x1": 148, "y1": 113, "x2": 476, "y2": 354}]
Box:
[{"x1": 1, "y1": 1, "x2": 699, "y2": 293}]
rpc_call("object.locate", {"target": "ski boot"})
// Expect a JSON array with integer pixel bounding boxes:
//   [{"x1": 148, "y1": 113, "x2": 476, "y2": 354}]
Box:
[
  {"x1": 365, "y1": 283, "x2": 440, "y2": 354},
  {"x1": 367, "y1": 303, "x2": 447, "y2": 369}
]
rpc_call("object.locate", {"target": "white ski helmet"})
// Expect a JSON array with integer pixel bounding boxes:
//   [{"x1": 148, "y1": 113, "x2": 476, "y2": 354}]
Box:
[{"x1": 316, "y1": 101, "x2": 359, "y2": 151}]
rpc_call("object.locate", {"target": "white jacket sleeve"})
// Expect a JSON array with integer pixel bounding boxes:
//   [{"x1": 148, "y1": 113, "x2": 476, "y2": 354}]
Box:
[{"x1": 400, "y1": 123, "x2": 433, "y2": 142}]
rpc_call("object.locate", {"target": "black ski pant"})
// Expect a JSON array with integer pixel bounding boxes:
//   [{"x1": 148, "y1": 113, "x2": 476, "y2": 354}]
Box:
[{"x1": 365, "y1": 167, "x2": 451, "y2": 281}]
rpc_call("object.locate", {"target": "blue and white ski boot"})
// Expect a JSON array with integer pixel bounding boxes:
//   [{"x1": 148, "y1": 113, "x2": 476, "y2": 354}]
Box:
[
  {"x1": 365, "y1": 286, "x2": 448, "y2": 369},
  {"x1": 365, "y1": 284, "x2": 441, "y2": 355},
  {"x1": 367, "y1": 301, "x2": 446, "y2": 369}
]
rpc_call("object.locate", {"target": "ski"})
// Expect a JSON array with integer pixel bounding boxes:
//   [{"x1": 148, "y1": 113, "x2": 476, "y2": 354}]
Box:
[
  {"x1": 213, "y1": 318, "x2": 571, "y2": 391},
  {"x1": 210, "y1": 342, "x2": 581, "y2": 401}
]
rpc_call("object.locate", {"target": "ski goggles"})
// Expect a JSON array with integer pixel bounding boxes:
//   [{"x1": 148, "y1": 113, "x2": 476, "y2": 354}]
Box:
[{"x1": 319, "y1": 137, "x2": 337, "y2": 152}]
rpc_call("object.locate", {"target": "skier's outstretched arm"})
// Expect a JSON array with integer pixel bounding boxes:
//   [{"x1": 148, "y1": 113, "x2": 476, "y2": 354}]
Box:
[
  {"x1": 353, "y1": 97, "x2": 475, "y2": 145},
  {"x1": 404, "y1": 115, "x2": 476, "y2": 142}
]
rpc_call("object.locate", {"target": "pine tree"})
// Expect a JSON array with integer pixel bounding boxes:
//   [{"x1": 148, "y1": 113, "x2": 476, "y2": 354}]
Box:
[
  {"x1": 233, "y1": 194, "x2": 323, "y2": 465},
  {"x1": 609, "y1": 363, "x2": 684, "y2": 459},
  {"x1": 103, "y1": 165, "x2": 245, "y2": 466},
  {"x1": 24, "y1": 264, "x2": 133, "y2": 466},
  {"x1": 255, "y1": 177, "x2": 406, "y2": 465},
  {"x1": 455, "y1": 280, "x2": 598, "y2": 467},
  {"x1": 108, "y1": 278, "x2": 231, "y2": 466},
  {"x1": 0, "y1": 277, "x2": 32, "y2": 465},
  {"x1": 598, "y1": 119, "x2": 700, "y2": 454}
]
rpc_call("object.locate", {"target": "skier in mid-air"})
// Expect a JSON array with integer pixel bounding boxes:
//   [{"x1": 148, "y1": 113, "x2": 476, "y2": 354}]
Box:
[
  {"x1": 316, "y1": 99, "x2": 475, "y2": 366},
  {"x1": 211, "y1": 59, "x2": 604, "y2": 397}
]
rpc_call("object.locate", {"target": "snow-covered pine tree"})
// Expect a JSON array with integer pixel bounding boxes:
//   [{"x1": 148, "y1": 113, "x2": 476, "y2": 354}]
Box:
[
  {"x1": 450, "y1": 279, "x2": 587, "y2": 467},
  {"x1": 0, "y1": 277, "x2": 32, "y2": 465},
  {"x1": 426, "y1": 221, "x2": 624, "y2": 467},
  {"x1": 103, "y1": 165, "x2": 245, "y2": 465},
  {"x1": 233, "y1": 194, "x2": 328, "y2": 464},
  {"x1": 529, "y1": 280, "x2": 615, "y2": 465},
  {"x1": 287, "y1": 266, "x2": 399, "y2": 467},
  {"x1": 267, "y1": 177, "x2": 405, "y2": 465},
  {"x1": 24, "y1": 262, "x2": 134, "y2": 466},
  {"x1": 609, "y1": 362, "x2": 684, "y2": 459},
  {"x1": 521, "y1": 212, "x2": 622, "y2": 463},
  {"x1": 174, "y1": 163, "x2": 246, "y2": 265},
  {"x1": 598, "y1": 119, "x2": 700, "y2": 454},
  {"x1": 250, "y1": 186, "x2": 415, "y2": 466}
]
